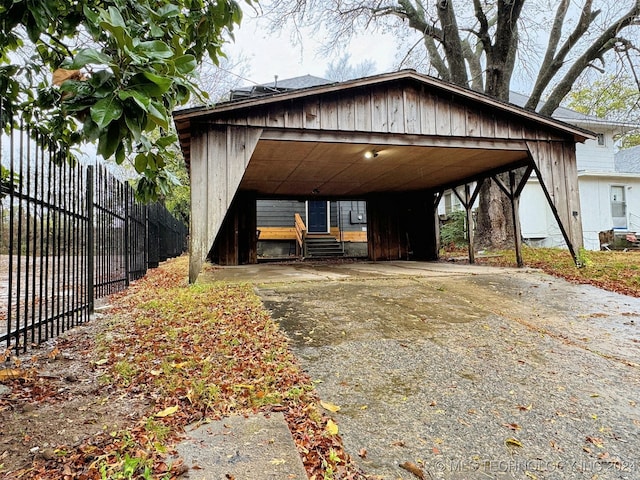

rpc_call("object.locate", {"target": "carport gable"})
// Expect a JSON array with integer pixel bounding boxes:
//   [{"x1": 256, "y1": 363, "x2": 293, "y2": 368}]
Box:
[{"x1": 174, "y1": 70, "x2": 594, "y2": 282}]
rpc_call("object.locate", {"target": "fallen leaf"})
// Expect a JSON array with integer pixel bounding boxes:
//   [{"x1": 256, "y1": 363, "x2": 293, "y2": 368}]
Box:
[
  {"x1": 586, "y1": 436, "x2": 604, "y2": 448},
  {"x1": 517, "y1": 404, "x2": 532, "y2": 411},
  {"x1": 270, "y1": 458, "x2": 286, "y2": 465},
  {"x1": 399, "y1": 461, "x2": 426, "y2": 479},
  {"x1": 155, "y1": 405, "x2": 179, "y2": 418},
  {"x1": 0, "y1": 369, "x2": 23, "y2": 382},
  {"x1": 358, "y1": 448, "x2": 367, "y2": 458},
  {"x1": 391, "y1": 440, "x2": 406, "y2": 447},
  {"x1": 320, "y1": 400, "x2": 341, "y2": 413},
  {"x1": 505, "y1": 437, "x2": 523, "y2": 448},
  {"x1": 432, "y1": 447, "x2": 441, "y2": 455},
  {"x1": 550, "y1": 440, "x2": 563, "y2": 452},
  {"x1": 95, "y1": 359, "x2": 108, "y2": 366},
  {"x1": 326, "y1": 419, "x2": 339, "y2": 435},
  {"x1": 150, "y1": 369, "x2": 163, "y2": 376}
]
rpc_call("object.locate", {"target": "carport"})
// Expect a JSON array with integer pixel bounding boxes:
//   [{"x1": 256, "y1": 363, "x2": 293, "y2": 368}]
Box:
[{"x1": 173, "y1": 70, "x2": 593, "y2": 282}]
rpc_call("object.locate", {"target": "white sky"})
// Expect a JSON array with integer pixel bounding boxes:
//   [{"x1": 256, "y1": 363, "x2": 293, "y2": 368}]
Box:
[{"x1": 223, "y1": 12, "x2": 400, "y2": 87}]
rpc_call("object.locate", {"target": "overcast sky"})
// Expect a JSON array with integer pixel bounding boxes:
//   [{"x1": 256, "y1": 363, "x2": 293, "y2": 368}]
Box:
[{"x1": 223, "y1": 10, "x2": 399, "y2": 87}]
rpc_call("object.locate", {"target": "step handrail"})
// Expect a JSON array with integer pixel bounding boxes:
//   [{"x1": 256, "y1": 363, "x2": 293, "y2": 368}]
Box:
[{"x1": 294, "y1": 213, "x2": 307, "y2": 255}]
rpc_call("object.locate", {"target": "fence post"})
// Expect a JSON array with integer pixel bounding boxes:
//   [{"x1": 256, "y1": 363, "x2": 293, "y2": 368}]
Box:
[
  {"x1": 125, "y1": 187, "x2": 130, "y2": 287},
  {"x1": 87, "y1": 166, "x2": 94, "y2": 313}
]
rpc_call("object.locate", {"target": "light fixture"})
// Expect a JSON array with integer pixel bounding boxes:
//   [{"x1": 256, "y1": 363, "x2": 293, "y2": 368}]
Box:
[{"x1": 364, "y1": 149, "x2": 378, "y2": 159}]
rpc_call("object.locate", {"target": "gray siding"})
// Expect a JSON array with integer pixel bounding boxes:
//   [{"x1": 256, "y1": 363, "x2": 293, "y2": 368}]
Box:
[
  {"x1": 336, "y1": 200, "x2": 367, "y2": 232},
  {"x1": 257, "y1": 200, "x2": 305, "y2": 226},
  {"x1": 257, "y1": 199, "x2": 366, "y2": 231}
]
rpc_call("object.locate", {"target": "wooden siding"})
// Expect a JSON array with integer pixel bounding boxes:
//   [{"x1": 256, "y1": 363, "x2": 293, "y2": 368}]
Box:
[
  {"x1": 209, "y1": 82, "x2": 567, "y2": 144},
  {"x1": 189, "y1": 126, "x2": 262, "y2": 282},
  {"x1": 527, "y1": 140, "x2": 583, "y2": 258}
]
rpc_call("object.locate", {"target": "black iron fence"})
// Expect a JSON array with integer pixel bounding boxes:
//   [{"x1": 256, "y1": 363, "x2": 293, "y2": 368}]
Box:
[{"x1": 1, "y1": 124, "x2": 187, "y2": 354}]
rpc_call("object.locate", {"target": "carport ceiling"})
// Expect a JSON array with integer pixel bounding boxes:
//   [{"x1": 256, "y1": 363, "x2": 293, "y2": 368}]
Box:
[{"x1": 240, "y1": 140, "x2": 528, "y2": 197}]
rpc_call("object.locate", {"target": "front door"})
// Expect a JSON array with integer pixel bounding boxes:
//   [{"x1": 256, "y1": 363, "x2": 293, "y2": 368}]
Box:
[
  {"x1": 611, "y1": 185, "x2": 627, "y2": 229},
  {"x1": 307, "y1": 201, "x2": 329, "y2": 233}
]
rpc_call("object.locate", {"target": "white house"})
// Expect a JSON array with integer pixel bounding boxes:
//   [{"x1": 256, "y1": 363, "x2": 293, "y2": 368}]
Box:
[{"x1": 515, "y1": 96, "x2": 639, "y2": 250}]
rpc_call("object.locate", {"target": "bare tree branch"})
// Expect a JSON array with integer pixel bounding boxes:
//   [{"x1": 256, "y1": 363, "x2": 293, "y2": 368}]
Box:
[
  {"x1": 526, "y1": 0, "x2": 600, "y2": 110},
  {"x1": 541, "y1": 1, "x2": 640, "y2": 115}
]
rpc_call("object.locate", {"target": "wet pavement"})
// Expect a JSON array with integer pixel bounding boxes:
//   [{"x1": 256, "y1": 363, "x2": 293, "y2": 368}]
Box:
[{"x1": 203, "y1": 261, "x2": 640, "y2": 479}]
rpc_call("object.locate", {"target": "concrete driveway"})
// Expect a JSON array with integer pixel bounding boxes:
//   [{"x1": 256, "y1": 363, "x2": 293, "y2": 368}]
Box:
[{"x1": 202, "y1": 260, "x2": 640, "y2": 479}]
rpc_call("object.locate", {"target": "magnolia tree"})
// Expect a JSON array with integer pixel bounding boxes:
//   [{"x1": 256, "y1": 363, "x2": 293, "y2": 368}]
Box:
[
  {"x1": 263, "y1": 0, "x2": 640, "y2": 248},
  {"x1": 0, "y1": 0, "x2": 255, "y2": 201}
]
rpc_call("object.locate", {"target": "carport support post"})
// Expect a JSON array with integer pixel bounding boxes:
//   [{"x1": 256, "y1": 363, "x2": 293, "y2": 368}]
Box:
[
  {"x1": 509, "y1": 171, "x2": 524, "y2": 268},
  {"x1": 433, "y1": 191, "x2": 444, "y2": 259},
  {"x1": 464, "y1": 184, "x2": 475, "y2": 264}
]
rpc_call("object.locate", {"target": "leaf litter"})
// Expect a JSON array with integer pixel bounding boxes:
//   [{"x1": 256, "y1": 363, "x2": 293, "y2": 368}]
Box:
[{"x1": 0, "y1": 256, "x2": 366, "y2": 479}]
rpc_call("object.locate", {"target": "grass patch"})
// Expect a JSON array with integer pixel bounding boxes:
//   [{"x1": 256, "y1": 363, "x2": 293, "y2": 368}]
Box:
[{"x1": 472, "y1": 246, "x2": 640, "y2": 297}]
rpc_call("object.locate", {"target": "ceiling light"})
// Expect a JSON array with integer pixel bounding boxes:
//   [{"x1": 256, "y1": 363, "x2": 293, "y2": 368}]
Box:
[{"x1": 364, "y1": 150, "x2": 378, "y2": 159}]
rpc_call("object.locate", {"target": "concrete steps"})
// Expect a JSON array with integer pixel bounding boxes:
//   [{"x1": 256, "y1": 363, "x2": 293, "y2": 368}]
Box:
[{"x1": 304, "y1": 236, "x2": 344, "y2": 258}]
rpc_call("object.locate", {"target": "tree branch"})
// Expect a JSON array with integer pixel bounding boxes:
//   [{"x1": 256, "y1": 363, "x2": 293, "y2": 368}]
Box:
[
  {"x1": 462, "y1": 37, "x2": 484, "y2": 91},
  {"x1": 423, "y1": 34, "x2": 451, "y2": 81},
  {"x1": 526, "y1": 0, "x2": 599, "y2": 110},
  {"x1": 435, "y1": 0, "x2": 467, "y2": 86},
  {"x1": 541, "y1": 1, "x2": 640, "y2": 116}
]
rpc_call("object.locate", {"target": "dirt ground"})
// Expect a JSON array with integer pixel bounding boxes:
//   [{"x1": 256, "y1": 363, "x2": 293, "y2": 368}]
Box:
[
  {"x1": 248, "y1": 261, "x2": 640, "y2": 480},
  {"x1": 0, "y1": 308, "x2": 149, "y2": 476}
]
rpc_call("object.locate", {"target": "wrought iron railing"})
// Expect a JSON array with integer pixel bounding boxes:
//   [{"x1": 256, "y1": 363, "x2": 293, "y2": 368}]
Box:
[{"x1": 1, "y1": 124, "x2": 187, "y2": 354}]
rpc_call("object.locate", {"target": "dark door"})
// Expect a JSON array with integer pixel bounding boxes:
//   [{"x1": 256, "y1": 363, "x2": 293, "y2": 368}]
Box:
[{"x1": 308, "y1": 201, "x2": 328, "y2": 233}]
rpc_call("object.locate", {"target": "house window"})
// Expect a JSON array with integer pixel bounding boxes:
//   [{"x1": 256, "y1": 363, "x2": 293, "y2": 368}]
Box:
[
  {"x1": 444, "y1": 192, "x2": 453, "y2": 215},
  {"x1": 611, "y1": 185, "x2": 627, "y2": 229},
  {"x1": 596, "y1": 133, "x2": 605, "y2": 146}
]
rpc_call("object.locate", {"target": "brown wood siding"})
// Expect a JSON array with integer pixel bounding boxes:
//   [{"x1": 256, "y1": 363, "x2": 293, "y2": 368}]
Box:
[{"x1": 209, "y1": 82, "x2": 568, "y2": 145}]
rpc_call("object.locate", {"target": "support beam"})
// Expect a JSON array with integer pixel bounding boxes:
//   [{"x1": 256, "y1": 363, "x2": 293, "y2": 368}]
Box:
[
  {"x1": 526, "y1": 141, "x2": 583, "y2": 264},
  {"x1": 189, "y1": 126, "x2": 262, "y2": 283},
  {"x1": 452, "y1": 181, "x2": 483, "y2": 264},
  {"x1": 433, "y1": 190, "x2": 444, "y2": 259},
  {"x1": 491, "y1": 165, "x2": 533, "y2": 268}
]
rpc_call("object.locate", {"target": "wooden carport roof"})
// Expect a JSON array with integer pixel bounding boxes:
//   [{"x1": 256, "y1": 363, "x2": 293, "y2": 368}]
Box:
[{"x1": 173, "y1": 70, "x2": 594, "y2": 281}]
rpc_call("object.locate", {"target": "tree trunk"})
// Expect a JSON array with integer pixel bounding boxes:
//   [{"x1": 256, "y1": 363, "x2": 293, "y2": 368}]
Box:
[{"x1": 476, "y1": 177, "x2": 514, "y2": 250}]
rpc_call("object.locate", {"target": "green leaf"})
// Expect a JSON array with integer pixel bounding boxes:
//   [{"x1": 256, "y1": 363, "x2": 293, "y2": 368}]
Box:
[
  {"x1": 70, "y1": 49, "x2": 111, "y2": 68},
  {"x1": 147, "y1": 101, "x2": 168, "y2": 129},
  {"x1": 142, "y1": 72, "x2": 173, "y2": 94},
  {"x1": 134, "y1": 153, "x2": 148, "y2": 174},
  {"x1": 124, "y1": 112, "x2": 143, "y2": 142},
  {"x1": 157, "y1": 4, "x2": 180, "y2": 19},
  {"x1": 90, "y1": 96, "x2": 123, "y2": 129},
  {"x1": 118, "y1": 90, "x2": 150, "y2": 112},
  {"x1": 174, "y1": 55, "x2": 197, "y2": 75},
  {"x1": 97, "y1": 123, "x2": 121, "y2": 159},
  {"x1": 156, "y1": 134, "x2": 178, "y2": 148},
  {"x1": 136, "y1": 41, "x2": 174, "y2": 60}
]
